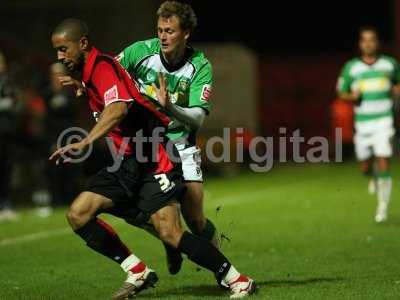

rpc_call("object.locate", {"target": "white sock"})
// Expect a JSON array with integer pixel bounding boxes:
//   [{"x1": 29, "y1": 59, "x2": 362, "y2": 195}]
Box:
[
  {"x1": 223, "y1": 265, "x2": 241, "y2": 285},
  {"x1": 377, "y1": 177, "x2": 392, "y2": 208},
  {"x1": 120, "y1": 254, "x2": 142, "y2": 273}
]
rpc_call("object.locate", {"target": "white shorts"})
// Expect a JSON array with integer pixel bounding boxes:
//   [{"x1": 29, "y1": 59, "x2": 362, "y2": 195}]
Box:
[
  {"x1": 178, "y1": 146, "x2": 203, "y2": 182},
  {"x1": 354, "y1": 130, "x2": 394, "y2": 161}
]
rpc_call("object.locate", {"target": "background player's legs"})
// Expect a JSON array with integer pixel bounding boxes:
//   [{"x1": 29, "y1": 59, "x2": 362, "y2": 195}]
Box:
[
  {"x1": 375, "y1": 157, "x2": 392, "y2": 222},
  {"x1": 373, "y1": 134, "x2": 393, "y2": 223},
  {"x1": 359, "y1": 158, "x2": 376, "y2": 194},
  {"x1": 181, "y1": 182, "x2": 219, "y2": 246},
  {"x1": 359, "y1": 158, "x2": 374, "y2": 175},
  {"x1": 150, "y1": 201, "x2": 255, "y2": 294},
  {"x1": 355, "y1": 134, "x2": 375, "y2": 194},
  {"x1": 376, "y1": 157, "x2": 389, "y2": 172}
]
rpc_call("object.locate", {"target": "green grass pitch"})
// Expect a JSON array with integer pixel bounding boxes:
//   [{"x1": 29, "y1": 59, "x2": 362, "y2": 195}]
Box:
[{"x1": 1, "y1": 161, "x2": 400, "y2": 299}]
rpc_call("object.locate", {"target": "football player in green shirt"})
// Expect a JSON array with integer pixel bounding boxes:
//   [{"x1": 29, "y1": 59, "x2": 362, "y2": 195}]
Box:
[
  {"x1": 115, "y1": 2, "x2": 257, "y2": 297},
  {"x1": 117, "y1": 0, "x2": 222, "y2": 276},
  {"x1": 337, "y1": 27, "x2": 400, "y2": 222}
]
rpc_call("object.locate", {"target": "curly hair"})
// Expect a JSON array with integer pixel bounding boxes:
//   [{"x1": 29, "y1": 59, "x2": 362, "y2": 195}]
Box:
[{"x1": 157, "y1": 1, "x2": 198, "y2": 33}]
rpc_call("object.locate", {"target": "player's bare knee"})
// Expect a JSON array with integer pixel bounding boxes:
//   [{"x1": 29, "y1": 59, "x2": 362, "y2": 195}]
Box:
[
  {"x1": 66, "y1": 194, "x2": 97, "y2": 229},
  {"x1": 376, "y1": 157, "x2": 389, "y2": 172},
  {"x1": 158, "y1": 226, "x2": 174, "y2": 244},
  {"x1": 66, "y1": 205, "x2": 93, "y2": 229},
  {"x1": 66, "y1": 208, "x2": 85, "y2": 229},
  {"x1": 158, "y1": 224, "x2": 183, "y2": 248}
]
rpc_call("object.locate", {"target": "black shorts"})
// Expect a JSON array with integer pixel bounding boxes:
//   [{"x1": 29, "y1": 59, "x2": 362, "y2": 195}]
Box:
[{"x1": 85, "y1": 155, "x2": 185, "y2": 224}]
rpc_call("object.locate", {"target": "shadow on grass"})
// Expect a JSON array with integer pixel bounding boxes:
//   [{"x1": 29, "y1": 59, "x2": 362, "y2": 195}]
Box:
[
  {"x1": 141, "y1": 277, "x2": 344, "y2": 298},
  {"x1": 380, "y1": 218, "x2": 400, "y2": 227},
  {"x1": 264, "y1": 277, "x2": 344, "y2": 287}
]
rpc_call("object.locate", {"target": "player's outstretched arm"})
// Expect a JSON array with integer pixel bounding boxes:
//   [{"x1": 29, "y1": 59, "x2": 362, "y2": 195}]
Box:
[
  {"x1": 167, "y1": 105, "x2": 205, "y2": 130},
  {"x1": 153, "y1": 73, "x2": 205, "y2": 129},
  {"x1": 49, "y1": 102, "x2": 128, "y2": 164},
  {"x1": 83, "y1": 102, "x2": 128, "y2": 144}
]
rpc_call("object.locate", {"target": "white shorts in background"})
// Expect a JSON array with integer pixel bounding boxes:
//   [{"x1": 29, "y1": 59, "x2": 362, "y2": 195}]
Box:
[
  {"x1": 354, "y1": 130, "x2": 394, "y2": 161},
  {"x1": 178, "y1": 146, "x2": 203, "y2": 182}
]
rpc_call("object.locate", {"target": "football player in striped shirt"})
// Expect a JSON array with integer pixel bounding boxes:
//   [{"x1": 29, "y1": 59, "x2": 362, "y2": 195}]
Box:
[
  {"x1": 117, "y1": 1, "x2": 221, "y2": 274},
  {"x1": 337, "y1": 26, "x2": 400, "y2": 222}
]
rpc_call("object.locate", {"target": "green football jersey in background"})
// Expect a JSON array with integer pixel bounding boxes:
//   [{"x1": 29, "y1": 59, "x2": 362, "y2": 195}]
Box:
[
  {"x1": 118, "y1": 38, "x2": 212, "y2": 145},
  {"x1": 337, "y1": 55, "x2": 400, "y2": 132}
]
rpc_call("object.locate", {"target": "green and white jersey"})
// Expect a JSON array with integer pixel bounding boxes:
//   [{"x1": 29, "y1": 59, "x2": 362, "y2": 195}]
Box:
[
  {"x1": 337, "y1": 55, "x2": 400, "y2": 133},
  {"x1": 117, "y1": 38, "x2": 212, "y2": 145}
]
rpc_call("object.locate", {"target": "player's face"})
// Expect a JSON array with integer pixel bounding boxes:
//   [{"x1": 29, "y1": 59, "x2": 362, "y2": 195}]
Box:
[
  {"x1": 157, "y1": 16, "x2": 190, "y2": 57},
  {"x1": 51, "y1": 33, "x2": 85, "y2": 71},
  {"x1": 359, "y1": 31, "x2": 379, "y2": 56}
]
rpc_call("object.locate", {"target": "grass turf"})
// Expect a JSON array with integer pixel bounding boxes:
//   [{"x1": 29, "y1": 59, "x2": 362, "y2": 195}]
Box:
[{"x1": 1, "y1": 161, "x2": 400, "y2": 299}]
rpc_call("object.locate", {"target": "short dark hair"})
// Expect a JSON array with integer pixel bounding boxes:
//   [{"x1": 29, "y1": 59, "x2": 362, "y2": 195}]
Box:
[
  {"x1": 53, "y1": 18, "x2": 90, "y2": 42},
  {"x1": 157, "y1": 1, "x2": 197, "y2": 33},
  {"x1": 359, "y1": 26, "x2": 380, "y2": 40}
]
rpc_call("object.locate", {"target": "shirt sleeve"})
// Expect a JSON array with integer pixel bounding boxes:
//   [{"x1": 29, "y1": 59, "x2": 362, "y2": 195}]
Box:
[
  {"x1": 92, "y1": 61, "x2": 134, "y2": 106},
  {"x1": 116, "y1": 41, "x2": 147, "y2": 72},
  {"x1": 336, "y1": 62, "x2": 353, "y2": 93},
  {"x1": 189, "y1": 62, "x2": 212, "y2": 113},
  {"x1": 168, "y1": 105, "x2": 206, "y2": 130}
]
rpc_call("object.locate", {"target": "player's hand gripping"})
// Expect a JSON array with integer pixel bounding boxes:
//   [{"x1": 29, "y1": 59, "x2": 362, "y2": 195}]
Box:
[
  {"x1": 48, "y1": 139, "x2": 89, "y2": 165},
  {"x1": 58, "y1": 75, "x2": 86, "y2": 97},
  {"x1": 153, "y1": 73, "x2": 171, "y2": 109}
]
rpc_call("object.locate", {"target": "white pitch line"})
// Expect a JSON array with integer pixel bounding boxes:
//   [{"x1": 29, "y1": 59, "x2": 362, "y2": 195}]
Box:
[{"x1": 0, "y1": 228, "x2": 70, "y2": 247}]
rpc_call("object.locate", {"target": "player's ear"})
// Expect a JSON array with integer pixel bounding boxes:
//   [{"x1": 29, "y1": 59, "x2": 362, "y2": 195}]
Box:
[
  {"x1": 79, "y1": 36, "x2": 89, "y2": 51},
  {"x1": 184, "y1": 30, "x2": 190, "y2": 41}
]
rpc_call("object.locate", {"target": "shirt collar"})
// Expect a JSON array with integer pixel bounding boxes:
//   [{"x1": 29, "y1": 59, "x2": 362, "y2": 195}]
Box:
[
  {"x1": 159, "y1": 46, "x2": 194, "y2": 73},
  {"x1": 360, "y1": 54, "x2": 381, "y2": 66},
  {"x1": 82, "y1": 47, "x2": 100, "y2": 83}
]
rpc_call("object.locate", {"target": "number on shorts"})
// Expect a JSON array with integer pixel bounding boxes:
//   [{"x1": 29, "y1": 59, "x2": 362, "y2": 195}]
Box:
[{"x1": 154, "y1": 174, "x2": 171, "y2": 192}]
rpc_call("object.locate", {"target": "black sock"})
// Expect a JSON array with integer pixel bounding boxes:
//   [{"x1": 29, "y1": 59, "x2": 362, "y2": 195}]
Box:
[
  {"x1": 178, "y1": 231, "x2": 231, "y2": 283},
  {"x1": 200, "y1": 219, "x2": 217, "y2": 241},
  {"x1": 75, "y1": 218, "x2": 131, "y2": 264}
]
